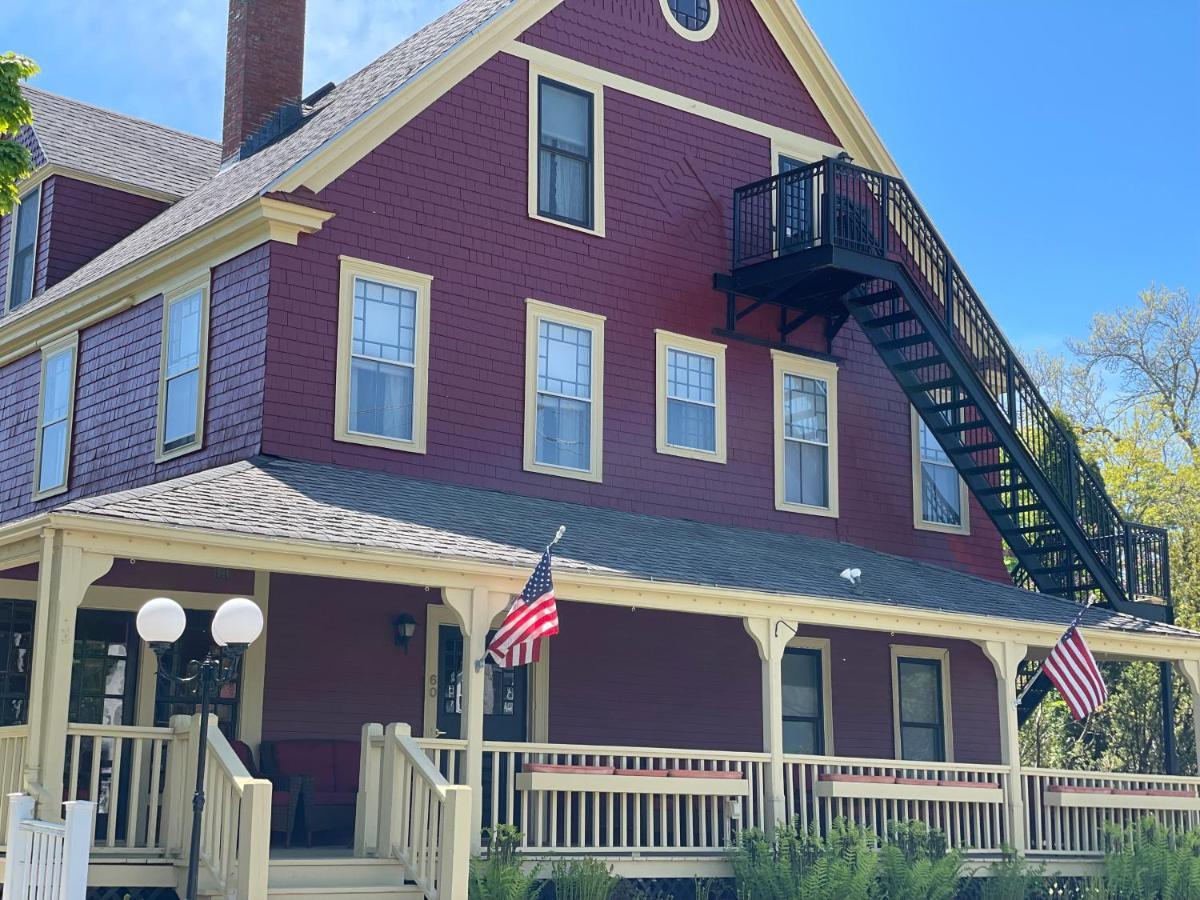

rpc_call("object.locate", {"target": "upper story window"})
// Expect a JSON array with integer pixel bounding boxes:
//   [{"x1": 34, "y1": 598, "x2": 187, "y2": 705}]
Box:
[
  {"x1": 659, "y1": 0, "x2": 719, "y2": 40},
  {"x1": 772, "y1": 351, "x2": 838, "y2": 517},
  {"x1": 156, "y1": 280, "x2": 210, "y2": 461},
  {"x1": 33, "y1": 333, "x2": 78, "y2": 500},
  {"x1": 892, "y1": 646, "x2": 952, "y2": 762},
  {"x1": 782, "y1": 640, "x2": 832, "y2": 755},
  {"x1": 912, "y1": 408, "x2": 969, "y2": 534},
  {"x1": 655, "y1": 331, "x2": 726, "y2": 463},
  {"x1": 524, "y1": 299, "x2": 605, "y2": 482},
  {"x1": 7, "y1": 184, "x2": 42, "y2": 311},
  {"x1": 529, "y1": 69, "x2": 605, "y2": 236},
  {"x1": 335, "y1": 256, "x2": 432, "y2": 455}
]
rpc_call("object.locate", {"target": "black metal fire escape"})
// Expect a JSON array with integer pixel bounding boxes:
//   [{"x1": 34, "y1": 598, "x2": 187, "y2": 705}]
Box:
[{"x1": 716, "y1": 157, "x2": 1175, "y2": 760}]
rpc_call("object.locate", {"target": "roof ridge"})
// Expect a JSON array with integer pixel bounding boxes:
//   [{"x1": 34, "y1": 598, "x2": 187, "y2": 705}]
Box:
[{"x1": 23, "y1": 84, "x2": 221, "y2": 149}]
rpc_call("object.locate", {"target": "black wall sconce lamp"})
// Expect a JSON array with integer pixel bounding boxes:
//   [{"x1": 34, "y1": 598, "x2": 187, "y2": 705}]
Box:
[{"x1": 393, "y1": 613, "x2": 417, "y2": 652}]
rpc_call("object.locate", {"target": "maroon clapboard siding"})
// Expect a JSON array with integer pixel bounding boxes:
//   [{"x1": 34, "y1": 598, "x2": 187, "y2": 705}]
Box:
[
  {"x1": 260, "y1": 48, "x2": 1008, "y2": 582},
  {"x1": 0, "y1": 245, "x2": 268, "y2": 523}
]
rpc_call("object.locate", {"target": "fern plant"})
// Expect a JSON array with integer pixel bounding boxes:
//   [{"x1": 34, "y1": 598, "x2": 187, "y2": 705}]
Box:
[
  {"x1": 979, "y1": 846, "x2": 1049, "y2": 900},
  {"x1": 1101, "y1": 817, "x2": 1200, "y2": 899},
  {"x1": 730, "y1": 818, "x2": 877, "y2": 900},
  {"x1": 469, "y1": 825, "x2": 542, "y2": 900},
  {"x1": 551, "y1": 858, "x2": 620, "y2": 900},
  {"x1": 872, "y1": 821, "x2": 962, "y2": 900}
]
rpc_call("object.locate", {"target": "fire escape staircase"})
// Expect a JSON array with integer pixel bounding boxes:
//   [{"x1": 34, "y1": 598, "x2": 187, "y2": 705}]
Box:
[{"x1": 716, "y1": 158, "x2": 1173, "y2": 726}]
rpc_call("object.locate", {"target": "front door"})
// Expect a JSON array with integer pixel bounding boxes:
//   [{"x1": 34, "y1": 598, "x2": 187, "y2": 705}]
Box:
[{"x1": 433, "y1": 624, "x2": 528, "y2": 742}]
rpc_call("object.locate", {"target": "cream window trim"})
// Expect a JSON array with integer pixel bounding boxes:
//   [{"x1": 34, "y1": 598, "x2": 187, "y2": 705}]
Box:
[
  {"x1": 658, "y1": 0, "x2": 720, "y2": 42},
  {"x1": 655, "y1": 330, "x2": 726, "y2": 463},
  {"x1": 784, "y1": 635, "x2": 835, "y2": 755},
  {"x1": 154, "y1": 276, "x2": 211, "y2": 463},
  {"x1": 423, "y1": 603, "x2": 549, "y2": 742},
  {"x1": 31, "y1": 331, "x2": 79, "y2": 501},
  {"x1": 523, "y1": 298, "x2": 605, "y2": 483},
  {"x1": 770, "y1": 139, "x2": 820, "y2": 173},
  {"x1": 527, "y1": 63, "x2": 606, "y2": 237},
  {"x1": 910, "y1": 407, "x2": 970, "y2": 535},
  {"x1": 334, "y1": 256, "x2": 432, "y2": 455},
  {"x1": 890, "y1": 644, "x2": 954, "y2": 763},
  {"x1": 5, "y1": 183, "x2": 43, "y2": 312},
  {"x1": 772, "y1": 350, "x2": 838, "y2": 517}
]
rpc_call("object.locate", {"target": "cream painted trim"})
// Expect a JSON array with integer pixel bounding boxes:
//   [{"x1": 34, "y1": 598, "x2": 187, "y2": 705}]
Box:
[
  {"x1": 23, "y1": 514, "x2": 1200, "y2": 662},
  {"x1": 658, "y1": 0, "x2": 720, "y2": 42},
  {"x1": 654, "y1": 330, "x2": 726, "y2": 464},
  {"x1": 334, "y1": 256, "x2": 432, "y2": 455},
  {"x1": 911, "y1": 407, "x2": 970, "y2": 536},
  {"x1": 772, "y1": 350, "x2": 838, "y2": 518},
  {"x1": 509, "y1": 43, "x2": 843, "y2": 165},
  {"x1": 771, "y1": 138, "x2": 822, "y2": 171},
  {"x1": 784, "y1": 635, "x2": 834, "y2": 755},
  {"x1": 523, "y1": 298, "x2": 606, "y2": 482},
  {"x1": 891, "y1": 644, "x2": 954, "y2": 763},
  {"x1": 423, "y1": 603, "x2": 549, "y2": 741},
  {"x1": 527, "y1": 63, "x2": 606, "y2": 237},
  {"x1": 154, "y1": 276, "x2": 211, "y2": 463},
  {"x1": 515, "y1": 770, "x2": 748, "y2": 795},
  {"x1": 5, "y1": 182, "x2": 43, "y2": 313},
  {"x1": 31, "y1": 332, "x2": 79, "y2": 501},
  {"x1": 814, "y1": 779, "x2": 1002, "y2": 804},
  {"x1": 16, "y1": 163, "x2": 181, "y2": 203},
  {"x1": 0, "y1": 197, "x2": 333, "y2": 369}
]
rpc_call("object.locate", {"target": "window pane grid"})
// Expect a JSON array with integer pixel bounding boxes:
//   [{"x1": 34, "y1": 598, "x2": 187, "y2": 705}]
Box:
[
  {"x1": 668, "y1": 0, "x2": 711, "y2": 30},
  {"x1": 348, "y1": 276, "x2": 420, "y2": 443},
  {"x1": 782, "y1": 372, "x2": 830, "y2": 507},
  {"x1": 535, "y1": 316, "x2": 593, "y2": 471},
  {"x1": 665, "y1": 346, "x2": 717, "y2": 453}
]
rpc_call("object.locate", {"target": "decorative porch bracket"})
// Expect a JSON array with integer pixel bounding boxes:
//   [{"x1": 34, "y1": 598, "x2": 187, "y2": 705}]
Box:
[
  {"x1": 744, "y1": 616, "x2": 791, "y2": 832},
  {"x1": 25, "y1": 531, "x2": 114, "y2": 820},
  {"x1": 979, "y1": 639, "x2": 1028, "y2": 854}
]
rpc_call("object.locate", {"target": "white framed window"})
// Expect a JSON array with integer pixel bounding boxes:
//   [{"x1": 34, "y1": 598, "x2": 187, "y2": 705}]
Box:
[
  {"x1": 528, "y1": 65, "x2": 605, "y2": 236},
  {"x1": 911, "y1": 407, "x2": 970, "y2": 534},
  {"x1": 6, "y1": 184, "x2": 42, "y2": 311},
  {"x1": 32, "y1": 333, "x2": 78, "y2": 500},
  {"x1": 155, "y1": 278, "x2": 210, "y2": 461},
  {"x1": 655, "y1": 330, "x2": 726, "y2": 463},
  {"x1": 891, "y1": 645, "x2": 954, "y2": 763},
  {"x1": 782, "y1": 636, "x2": 834, "y2": 755},
  {"x1": 524, "y1": 298, "x2": 605, "y2": 482},
  {"x1": 334, "y1": 256, "x2": 432, "y2": 455},
  {"x1": 772, "y1": 350, "x2": 838, "y2": 517},
  {"x1": 658, "y1": 0, "x2": 719, "y2": 41}
]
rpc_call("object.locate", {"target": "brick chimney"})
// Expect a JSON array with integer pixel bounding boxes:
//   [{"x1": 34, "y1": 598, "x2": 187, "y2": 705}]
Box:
[{"x1": 222, "y1": 0, "x2": 306, "y2": 162}]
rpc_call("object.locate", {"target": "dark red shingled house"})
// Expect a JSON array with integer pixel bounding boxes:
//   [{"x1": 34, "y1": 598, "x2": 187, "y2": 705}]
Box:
[{"x1": 0, "y1": 0, "x2": 1194, "y2": 894}]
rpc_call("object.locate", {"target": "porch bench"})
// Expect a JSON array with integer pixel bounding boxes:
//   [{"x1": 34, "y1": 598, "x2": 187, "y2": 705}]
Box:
[
  {"x1": 813, "y1": 772, "x2": 1003, "y2": 803},
  {"x1": 1044, "y1": 784, "x2": 1200, "y2": 811},
  {"x1": 262, "y1": 739, "x2": 360, "y2": 845},
  {"x1": 231, "y1": 740, "x2": 302, "y2": 847},
  {"x1": 515, "y1": 763, "x2": 748, "y2": 796}
]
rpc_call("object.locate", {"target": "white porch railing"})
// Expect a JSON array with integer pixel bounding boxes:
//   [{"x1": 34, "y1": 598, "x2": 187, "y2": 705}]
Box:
[
  {"x1": 4, "y1": 794, "x2": 93, "y2": 900},
  {"x1": 357, "y1": 723, "x2": 471, "y2": 900},
  {"x1": 1023, "y1": 768, "x2": 1200, "y2": 856},
  {"x1": 783, "y1": 754, "x2": 1010, "y2": 852},
  {"x1": 0, "y1": 725, "x2": 29, "y2": 840}
]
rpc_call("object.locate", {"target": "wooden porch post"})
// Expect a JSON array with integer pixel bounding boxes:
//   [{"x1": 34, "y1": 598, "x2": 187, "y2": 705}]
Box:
[
  {"x1": 443, "y1": 587, "x2": 509, "y2": 853},
  {"x1": 25, "y1": 532, "x2": 113, "y2": 820},
  {"x1": 980, "y1": 640, "x2": 1027, "y2": 854},
  {"x1": 744, "y1": 616, "x2": 789, "y2": 831},
  {"x1": 1175, "y1": 659, "x2": 1200, "y2": 775}
]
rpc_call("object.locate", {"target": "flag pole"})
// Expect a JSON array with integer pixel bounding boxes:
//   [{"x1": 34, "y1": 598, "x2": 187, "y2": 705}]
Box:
[
  {"x1": 1013, "y1": 600, "x2": 1093, "y2": 708},
  {"x1": 474, "y1": 526, "x2": 566, "y2": 671}
]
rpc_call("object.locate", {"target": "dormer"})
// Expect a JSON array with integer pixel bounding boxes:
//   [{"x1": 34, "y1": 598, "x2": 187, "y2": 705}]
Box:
[{"x1": 0, "y1": 87, "x2": 220, "y2": 314}]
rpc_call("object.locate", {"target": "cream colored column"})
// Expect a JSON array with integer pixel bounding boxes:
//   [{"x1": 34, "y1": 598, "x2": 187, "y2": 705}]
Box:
[
  {"x1": 980, "y1": 640, "x2": 1028, "y2": 854},
  {"x1": 1176, "y1": 659, "x2": 1200, "y2": 774},
  {"x1": 443, "y1": 587, "x2": 509, "y2": 852},
  {"x1": 744, "y1": 616, "x2": 790, "y2": 831},
  {"x1": 25, "y1": 532, "x2": 113, "y2": 820},
  {"x1": 237, "y1": 571, "x2": 271, "y2": 750}
]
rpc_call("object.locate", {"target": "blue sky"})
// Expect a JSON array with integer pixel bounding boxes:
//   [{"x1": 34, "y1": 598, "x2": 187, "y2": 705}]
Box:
[{"x1": 8, "y1": 0, "x2": 1197, "y2": 353}]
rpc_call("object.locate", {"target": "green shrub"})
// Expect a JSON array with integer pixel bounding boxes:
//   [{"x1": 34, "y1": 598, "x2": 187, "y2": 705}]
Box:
[
  {"x1": 730, "y1": 819, "x2": 877, "y2": 900},
  {"x1": 552, "y1": 858, "x2": 621, "y2": 900},
  {"x1": 978, "y1": 846, "x2": 1048, "y2": 900},
  {"x1": 873, "y1": 820, "x2": 962, "y2": 900},
  {"x1": 469, "y1": 825, "x2": 542, "y2": 900},
  {"x1": 1101, "y1": 817, "x2": 1200, "y2": 899}
]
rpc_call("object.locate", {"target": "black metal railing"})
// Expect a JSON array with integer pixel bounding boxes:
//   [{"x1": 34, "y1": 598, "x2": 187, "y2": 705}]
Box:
[{"x1": 732, "y1": 157, "x2": 1171, "y2": 609}]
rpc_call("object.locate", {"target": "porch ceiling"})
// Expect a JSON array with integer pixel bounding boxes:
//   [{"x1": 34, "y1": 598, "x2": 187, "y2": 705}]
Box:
[{"x1": 25, "y1": 456, "x2": 1194, "y2": 643}]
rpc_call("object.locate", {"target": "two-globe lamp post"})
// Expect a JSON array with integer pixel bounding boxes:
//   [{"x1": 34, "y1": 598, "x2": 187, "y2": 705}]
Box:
[{"x1": 135, "y1": 595, "x2": 264, "y2": 900}]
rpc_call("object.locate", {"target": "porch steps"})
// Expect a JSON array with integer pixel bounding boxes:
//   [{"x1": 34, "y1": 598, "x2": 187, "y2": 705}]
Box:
[{"x1": 266, "y1": 855, "x2": 420, "y2": 900}]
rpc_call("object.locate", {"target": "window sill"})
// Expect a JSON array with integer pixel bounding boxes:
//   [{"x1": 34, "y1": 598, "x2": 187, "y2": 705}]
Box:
[
  {"x1": 524, "y1": 458, "x2": 602, "y2": 483},
  {"x1": 32, "y1": 483, "x2": 68, "y2": 502},
  {"x1": 155, "y1": 440, "x2": 204, "y2": 465},
  {"x1": 335, "y1": 430, "x2": 427, "y2": 456},
  {"x1": 528, "y1": 211, "x2": 605, "y2": 238},
  {"x1": 656, "y1": 443, "x2": 726, "y2": 464},
  {"x1": 775, "y1": 498, "x2": 839, "y2": 519},
  {"x1": 914, "y1": 518, "x2": 971, "y2": 536}
]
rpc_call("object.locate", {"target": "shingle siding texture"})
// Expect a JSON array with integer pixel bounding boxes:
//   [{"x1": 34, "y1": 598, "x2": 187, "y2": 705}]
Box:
[{"x1": 0, "y1": 245, "x2": 268, "y2": 523}]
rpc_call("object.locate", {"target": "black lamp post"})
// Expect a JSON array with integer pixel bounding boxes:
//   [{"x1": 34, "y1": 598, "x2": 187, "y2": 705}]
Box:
[{"x1": 136, "y1": 596, "x2": 263, "y2": 900}]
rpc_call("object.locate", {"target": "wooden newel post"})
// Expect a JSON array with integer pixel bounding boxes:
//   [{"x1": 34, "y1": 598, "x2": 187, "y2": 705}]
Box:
[
  {"x1": 5, "y1": 792, "x2": 35, "y2": 895},
  {"x1": 61, "y1": 799, "x2": 96, "y2": 899},
  {"x1": 236, "y1": 781, "x2": 271, "y2": 899},
  {"x1": 438, "y1": 785, "x2": 472, "y2": 900},
  {"x1": 354, "y1": 722, "x2": 384, "y2": 856}
]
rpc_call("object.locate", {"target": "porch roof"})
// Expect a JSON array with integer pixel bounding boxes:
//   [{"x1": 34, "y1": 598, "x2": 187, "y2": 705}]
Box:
[{"x1": 54, "y1": 456, "x2": 1195, "y2": 640}]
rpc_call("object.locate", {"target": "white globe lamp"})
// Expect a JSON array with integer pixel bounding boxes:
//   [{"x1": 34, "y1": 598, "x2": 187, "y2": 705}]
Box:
[
  {"x1": 211, "y1": 597, "x2": 263, "y2": 650},
  {"x1": 136, "y1": 597, "x2": 187, "y2": 648}
]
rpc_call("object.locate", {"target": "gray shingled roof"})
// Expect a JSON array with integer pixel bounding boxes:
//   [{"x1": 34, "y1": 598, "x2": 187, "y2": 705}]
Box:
[
  {"x1": 5, "y1": 0, "x2": 517, "y2": 327},
  {"x1": 56, "y1": 456, "x2": 1195, "y2": 640},
  {"x1": 22, "y1": 87, "x2": 221, "y2": 198}
]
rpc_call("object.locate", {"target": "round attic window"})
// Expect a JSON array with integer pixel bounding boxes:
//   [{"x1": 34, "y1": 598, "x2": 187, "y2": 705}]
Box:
[{"x1": 660, "y1": 0, "x2": 719, "y2": 41}]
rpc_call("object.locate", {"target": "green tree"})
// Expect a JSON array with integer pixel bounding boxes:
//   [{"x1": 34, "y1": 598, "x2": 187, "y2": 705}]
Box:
[{"x1": 0, "y1": 52, "x2": 39, "y2": 215}]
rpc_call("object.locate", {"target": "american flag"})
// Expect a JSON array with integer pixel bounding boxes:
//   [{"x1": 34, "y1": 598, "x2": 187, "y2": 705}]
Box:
[
  {"x1": 1042, "y1": 625, "x2": 1107, "y2": 720},
  {"x1": 486, "y1": 547, "x2": 560, "y2": 668}
]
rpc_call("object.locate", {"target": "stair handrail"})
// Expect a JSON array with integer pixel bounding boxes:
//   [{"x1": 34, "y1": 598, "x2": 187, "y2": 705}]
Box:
[{"x1": 373, "y1": 722, "x2": 471, "y2": 900}]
